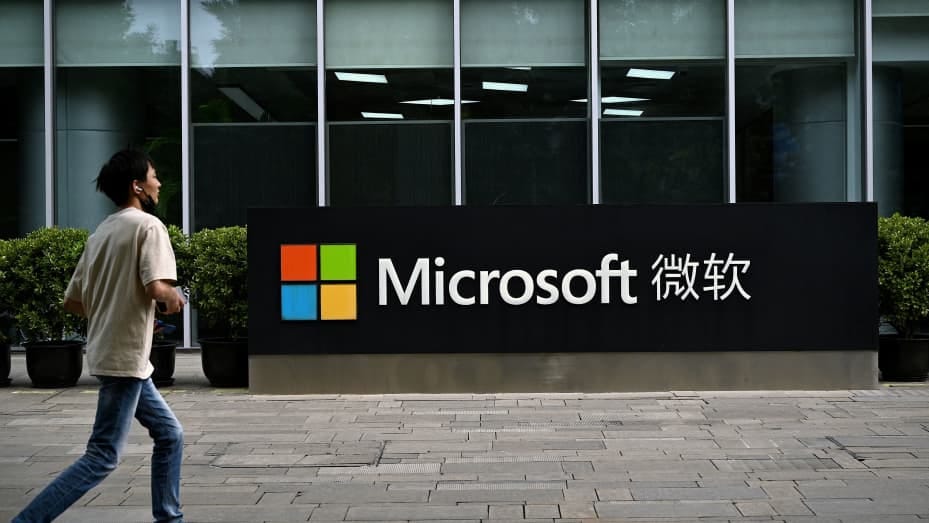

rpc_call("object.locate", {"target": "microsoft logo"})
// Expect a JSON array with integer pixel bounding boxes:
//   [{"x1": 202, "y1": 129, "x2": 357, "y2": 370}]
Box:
[{"x1": 280, "y1": 244, "x2": 357, "y2": 321}]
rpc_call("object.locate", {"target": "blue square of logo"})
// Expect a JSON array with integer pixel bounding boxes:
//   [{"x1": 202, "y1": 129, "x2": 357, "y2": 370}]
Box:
[{"x1": 281, "y1": 284, "x2": 317, "y2": 321}]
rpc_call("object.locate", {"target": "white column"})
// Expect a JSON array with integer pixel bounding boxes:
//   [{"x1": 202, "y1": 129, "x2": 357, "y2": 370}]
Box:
[{"x1": 590, "y1": 0, "x2": 600, "y2": 204}]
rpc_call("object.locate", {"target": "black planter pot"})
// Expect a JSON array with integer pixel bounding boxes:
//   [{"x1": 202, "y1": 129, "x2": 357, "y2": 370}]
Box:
[
  {"x1": 199, "y1": 337, "x2": 248, "y2": 387},
  {"x1": 0, "y1": 342, "x2": 10, "y2": 387},
  {"x1": 24, "y1": 341, "x2": 84, "y2": 388},
  {"x1": 879, "y1": 335, "x2": 929, "y2": 382},
  {"x1": 150, "y1": 340, "x2": 177, "y2": 387}
]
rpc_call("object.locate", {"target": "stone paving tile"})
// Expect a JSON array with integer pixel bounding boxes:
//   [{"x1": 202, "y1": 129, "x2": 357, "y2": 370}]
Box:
[
  {"x1": 345, "y1": 503, "x2": 487, "y2": 520},
  {"x1": 595, "y1": 500, "x2": 740, "y2": 517},
  {"x1": 3, "y1": 354, "x2": 929, "y2": 521}
]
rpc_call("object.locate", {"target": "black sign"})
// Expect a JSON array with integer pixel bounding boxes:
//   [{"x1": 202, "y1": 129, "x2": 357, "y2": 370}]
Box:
[{"x1": 247, "y1": 204, "x2": 876, "y2": 355}]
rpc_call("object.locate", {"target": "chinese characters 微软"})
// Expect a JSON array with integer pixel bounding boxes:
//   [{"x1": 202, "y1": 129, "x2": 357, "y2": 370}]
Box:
[{"x1": 651, "y1": 252, "x2": 751, "y2": 302}]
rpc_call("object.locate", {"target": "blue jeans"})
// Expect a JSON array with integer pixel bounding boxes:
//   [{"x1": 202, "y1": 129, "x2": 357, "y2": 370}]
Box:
[{"x1": 13, "y1": 377, "x2": 184, "y2": 523}]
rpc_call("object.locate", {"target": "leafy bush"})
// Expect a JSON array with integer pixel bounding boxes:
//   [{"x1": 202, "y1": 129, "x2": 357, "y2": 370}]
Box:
[
  {"x1": 3, "y1": 228, "x2": 88, "y2": 342},
  {"x1": 0, "y1": 238, "x2": 15, "y2": 343},
  {"x1": 167, "y1": 224, "x2": 193, "y2": 289},
  {"x1": 190, "y1": 226, "x2": 247, "y2": 339},
  {"x1": 878, "y1": 213, "x2": 929, "y2": 338}
]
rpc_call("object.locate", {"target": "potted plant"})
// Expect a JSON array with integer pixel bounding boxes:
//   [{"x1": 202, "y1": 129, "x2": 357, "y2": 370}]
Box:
[
  {"x1": 190, "y1": 226, "x2": 248, "y2": 387},
  {"x1": 148, "y1": 224, "x2": 191, "y2": 387},
  {"x1": 0, "y1": 237, "x2": 15, "y2": 386},
  {"x1": 5, "y1": 228, "x2": 88, "y2": 387},
  {"x1": 877, "y1": 213, "x2": 929, "y2": 381}
]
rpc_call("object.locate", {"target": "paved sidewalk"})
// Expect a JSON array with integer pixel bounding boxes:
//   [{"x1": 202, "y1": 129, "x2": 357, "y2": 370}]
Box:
[{"x1": 1, "y1": 353, "x2": 929, "y2": 523}]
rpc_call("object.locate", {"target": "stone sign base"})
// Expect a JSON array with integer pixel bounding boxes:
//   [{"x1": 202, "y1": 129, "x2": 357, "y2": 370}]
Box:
[{"x1": 248, "y1": 351, "x2": 877, "y2": 394}]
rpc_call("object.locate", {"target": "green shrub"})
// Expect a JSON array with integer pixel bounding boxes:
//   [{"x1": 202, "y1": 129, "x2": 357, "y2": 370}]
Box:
[
  {"x1": 167, "y1": 224, "x2": 193, "y2": 289},
  {"x1": 190, "y1": 226, "x2": 247, "y2": 339},
  {"x1": 3, "y1": 228, "x2": 88, "y2": 342},
  {"x1": 0, "y1": 238, "x2": 15, "y2": 343},
  {"x1": 878, "y1": 213, "x2": 929, "y2": 338}
]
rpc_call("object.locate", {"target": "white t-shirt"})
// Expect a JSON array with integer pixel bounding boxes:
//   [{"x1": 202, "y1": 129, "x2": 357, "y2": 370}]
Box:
[{"x1": 65, "y1": 208, "x2": 177, "y2": 378}]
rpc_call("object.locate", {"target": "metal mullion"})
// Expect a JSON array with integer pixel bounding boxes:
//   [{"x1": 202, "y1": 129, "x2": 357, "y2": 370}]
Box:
[
  {"x1": 726, "y1": 0, "x2": 735, "y2": 203},
  {"x1": 318, "y1": 0, "x2": 327, "y2": 207},
  {"x1": 454, "y1": 0, "x2": 462, "y2": 205},
  {"x1": 590, "y1": 0, "x2": 600, "y2": 204},
  {"x1": 862, "y1": 0, "x2": 873, "y2": 202},
  {"x1": 44, "y1": 0, "x2": 55, "y2": 226},
  {"x1": 181, "y1": 0, "x2": 192, "y2": 348}
]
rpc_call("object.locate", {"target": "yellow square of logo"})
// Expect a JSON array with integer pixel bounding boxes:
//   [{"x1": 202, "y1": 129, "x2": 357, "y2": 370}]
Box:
[{"x1": 320, "y1": 284, "x2": 357, "y2": 320}]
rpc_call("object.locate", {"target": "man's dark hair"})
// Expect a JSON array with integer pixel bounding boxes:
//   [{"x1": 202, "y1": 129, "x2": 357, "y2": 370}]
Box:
[{"x1": 95, "y1": 149, "x2": 153, "y2": 206}]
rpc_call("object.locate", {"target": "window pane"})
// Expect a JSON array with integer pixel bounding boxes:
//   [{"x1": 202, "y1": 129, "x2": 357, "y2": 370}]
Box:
[
  {"x1": 462, "y1": 0, "x2": 587, "y2": 205},
  {"x1": 873, "y1": 9, "x2": 929, "y2": 217},
  {"x1": 599, "y1": 1, "x2": 725, "y2": 204},
  {"x1": 191, "y1": 0, "x2": 316, "y2": 68},
  {"x1": 330, "y1": 123, "x2": 451, "y2": 206},
  {"x1": 326, "y1": 0, "x2": 452, "y2": 206},
  {"x1": 735, "y1": 0, "x2": 854, "y2": 58},
  {"x1": 465, "y1": 121, "x2": 587, "y2": 205},
  {"x1": 0, "y1": 2, "x2": 43, "y2": 238},
  {"x1": 602, "y1": 120, "x2": 723, "y2": 203},
  {"x1": 873, "y1": 0, "x2": 929, "y2": 16},
  {"x1": 463, "y1": 0, "x2": 585, "y2": 66},
  {"x1": 192, "y1": 0, "x2": 317, "y2": 228},
  {"x1": 57, "y1": 0, "x2": 181, "y2": 66},
  {"x1": 736, "y1": 64, "x2": 847, "y2": 202},
  {"x1": 326, "y1": 0, "x2": 453, "y2": 68},
  {"x1": 600, "y1": 0, "x2": 725, "y2": 60},
  {"x1": 0, "y1": 1, "x2": 43, "y2": 67},
  {"x1": 193, "y1": 125, "x2": 316, "y2": 228},
  {"x1": 55, "y1": 1, "x2": 182, "y2": 231},
  {"x1": 0, "y1": 0, "x2": 45, "y2": 238}
]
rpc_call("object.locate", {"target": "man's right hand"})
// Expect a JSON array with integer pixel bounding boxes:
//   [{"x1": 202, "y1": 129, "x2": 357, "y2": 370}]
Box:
[{"x1": 146, "y1": 280, "x2": 186, "y2": 315}]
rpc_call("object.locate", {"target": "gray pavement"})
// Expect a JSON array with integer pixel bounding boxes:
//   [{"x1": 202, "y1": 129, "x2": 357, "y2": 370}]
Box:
[{"x1": 2, "y1": 352, "x2": 929, "y2": 523}]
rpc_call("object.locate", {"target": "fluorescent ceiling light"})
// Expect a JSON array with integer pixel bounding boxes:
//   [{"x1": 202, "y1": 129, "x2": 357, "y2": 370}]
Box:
[
  {"x1": 335, "y1": 72, "x2": 388, "y2": 84},
  {"x1": 400, "y1": 99, "x2": 478, "y2": 105},
  {"x1": 217, "y1": 87, "x2": 266, "y2": 120},
  {"x1": 604, "y1": 108, "x2": 644, "y2": 117},
  {"x1": 401, "y1": 98, "x2": 455, "y2": 106},
  {"x1": 602, "y1": 96, "x2": 649, "y2": 103},
  {"x1": 361, "y1": 111, "x2": 404, "y2": 119},
  {"x1": 506, "y1": 66, "x2": 532, "y2": 71},
  {"x1": 482, "y1": 81, "x2": 528, "y2": 92},
  {"x1": 572, "y1": 96, "x2": 650, "y2": 103},
  {"x1": 627, "y1": 68, "x2": 675, "y2": 80}
]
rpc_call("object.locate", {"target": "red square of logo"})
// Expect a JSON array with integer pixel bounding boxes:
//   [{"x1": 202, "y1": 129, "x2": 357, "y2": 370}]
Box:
[{"x1": 281, "y1": 245, "x2": 317, "y2": 281}]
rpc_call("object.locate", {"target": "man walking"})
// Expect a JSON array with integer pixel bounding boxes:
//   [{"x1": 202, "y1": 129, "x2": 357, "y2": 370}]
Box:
[{"x1": 13, "y1": 149, "x2": 187, "y2": 523}]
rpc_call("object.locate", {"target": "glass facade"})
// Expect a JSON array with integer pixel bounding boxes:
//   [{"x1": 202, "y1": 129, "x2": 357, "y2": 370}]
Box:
[
  {"x1": 191, "y1": 0, "x2": 317, "y2": 228},
  {"x1": 872, "y1": 0, "x2": 929, "y2": 216},
  {"x1": 735, "y1": 0, "x2": 857, "y2": 203},
  {"x1": 462, "y1": 0, "x2": 588, "y2": 205},
  {"x1": 4, "y1": 1, "x2": 926, "y2": 344},
  {"x1": 0, "y1": 1, "x2": 44, "y2": 238},
  {"x1": 600, "y1": 0, "x2": 726, "y2": 204}
]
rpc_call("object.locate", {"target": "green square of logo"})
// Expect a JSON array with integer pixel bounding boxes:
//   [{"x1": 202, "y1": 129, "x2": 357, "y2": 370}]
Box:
[{"x1": 320, "y1": 244, "x2": 356, "y2": 281}]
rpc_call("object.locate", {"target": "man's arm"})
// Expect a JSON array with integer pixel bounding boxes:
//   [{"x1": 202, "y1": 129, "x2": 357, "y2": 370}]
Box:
[
  {"x1": 146, "y1": 279, "x2": 186, "y2": 315},
  {"x1": 63, "y1": 298, "x2": 85, "y2": 317}
]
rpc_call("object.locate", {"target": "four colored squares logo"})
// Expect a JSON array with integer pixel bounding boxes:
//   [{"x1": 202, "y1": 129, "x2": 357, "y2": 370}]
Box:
[{"x1": 280, "y1": 244, "x2": 357, "y2": 321}]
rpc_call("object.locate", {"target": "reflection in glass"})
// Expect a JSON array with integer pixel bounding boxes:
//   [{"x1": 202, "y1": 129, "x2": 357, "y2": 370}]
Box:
[
  {"x1": 191, "y1": 0, "x2": 317, "y2": 228},
  {"x1": 735, "y1": 64, "x2": 848, "y2": 202},
  {"x1": 600, "y1": 63, "x2": 725, "y2": 203},
  {"x1": 873, "y1": 6, "x2": 929, "y2": 217},
  {"x1": 55, "y1": 0, "x2": 182, "y2": 230},
  {"x1": 599, "y1": 0, "x2": 725, "y2": 204},
  {"x1": 326, "y1": 0, "x2": 453, "y2": 206},
  {"x1": 734, "y1": 0, "x2": 855, "y2": 203},
  {"x1": 0, "y1": 1, "x2": 43, "y2": 237},
  {"x1": 462, "y1": 0, "x2": 587, "y2": 205}
]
